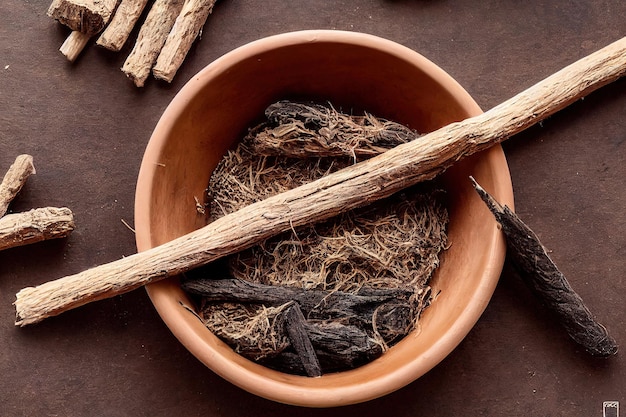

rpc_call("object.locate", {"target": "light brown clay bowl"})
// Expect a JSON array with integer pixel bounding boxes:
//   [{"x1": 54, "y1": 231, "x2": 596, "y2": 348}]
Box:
[{"x1": 135, "y1": 30, "x2": 514, "y2": 407}]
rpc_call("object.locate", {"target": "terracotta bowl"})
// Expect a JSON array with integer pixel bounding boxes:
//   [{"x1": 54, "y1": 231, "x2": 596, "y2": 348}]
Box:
[{"x1": 135, "y1": 30, "x2": 514, "y2": 407}]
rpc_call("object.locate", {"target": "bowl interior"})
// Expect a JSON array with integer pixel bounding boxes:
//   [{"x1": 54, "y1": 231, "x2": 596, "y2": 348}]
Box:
[{"x1": 135, "y1": 30, "x2": 513, "y2": 407}]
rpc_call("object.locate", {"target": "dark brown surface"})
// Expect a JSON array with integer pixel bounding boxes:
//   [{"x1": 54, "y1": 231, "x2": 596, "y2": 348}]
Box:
[{"x1": 0, "y1": 1, "x2": 624, "y2": 415}]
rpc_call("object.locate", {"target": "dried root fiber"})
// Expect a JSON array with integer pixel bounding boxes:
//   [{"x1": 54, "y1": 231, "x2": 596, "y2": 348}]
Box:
[{"x1": 187, "y1": 101, "x2": 449, "y2": 374}]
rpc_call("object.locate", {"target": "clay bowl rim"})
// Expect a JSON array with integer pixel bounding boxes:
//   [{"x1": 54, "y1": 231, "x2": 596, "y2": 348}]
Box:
[{"x1": 134, "y1": 30, "x2": 514, "y2": 407}]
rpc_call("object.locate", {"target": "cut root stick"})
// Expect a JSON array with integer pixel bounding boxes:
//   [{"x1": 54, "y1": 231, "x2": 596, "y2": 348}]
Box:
[
  {"x1": 0, "y1": 207, "x2": 75, "y2": 251},
  {"x1": 47, "y1": 0, "x2": 119, "y2": 36},
  {"x1": 13, "y1": 36, "x2": 626, "y2": 326},
  {"x1": 470, "y1": 177, "x2": 618, "y2": 357},
  {"x1": 152, "y1": 0, "x2": 217, "y2": 83},
  {"x1": 60, "y1": 31, "x2": 91, "y2": 62},
  {"x1": 96, "y1": 0, "x2": 150, "y2": 51},
  {"x1": 0, "y1": 154, "x2": 36, "y2": 217},
  {"x1": 121, "y1": 0, "x2": 185, "y2": 87}
]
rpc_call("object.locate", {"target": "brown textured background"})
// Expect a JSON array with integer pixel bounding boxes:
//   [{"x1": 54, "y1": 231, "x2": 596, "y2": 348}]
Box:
[{"x1": 1, "y1": 1, "x2": 625, "y2": 415}]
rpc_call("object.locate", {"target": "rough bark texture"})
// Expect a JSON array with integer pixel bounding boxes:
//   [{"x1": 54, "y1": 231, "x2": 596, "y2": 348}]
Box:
[
  {"x1": 0, "y1": 154, "x2": 35, "y2": 217},
  {"x1": 47, "y1": 0, "x2": 119, "y2": 36},
  {"x1": 153, "y1": 0, "x2": 217, "y2": 83},
  {"x1": 13, "y1": 36, "x2": 626, "y2": 326},
  {"x1": 182, "y1": 278, "x2": 413, "y2": 326},
  {"x1": 261, "y1": 321, "x2": 384, "y2": 374},
  {"x1": 283, "y1": 303, "x2": 322, "y2": 377},
  {"x1": 471, "y1": 177, "x2": 618, "y2": 357},
  {"x1": 60, "y1": 31, "x2": 91, "y2": 62},
  {"x1": 250, "y1": 101, "x2": 418, "y2": 158},
  {"x1": 96, "y1": 0, "x2": 150, "y2": 51},
  {"x1": 0, "y1": 207, "x2": 75, "y2": 251},
  {"x1": 121, "y1": 0, "x2": 185, "y2": 87}
]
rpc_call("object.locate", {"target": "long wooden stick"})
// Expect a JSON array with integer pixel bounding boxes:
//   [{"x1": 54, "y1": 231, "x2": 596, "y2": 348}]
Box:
[
  {"x1": 14, "y1": 37, "x2": 626, "y2": 326},
  {"x1": 0, "y1": 155, "x2": 35, "y2": 217}
]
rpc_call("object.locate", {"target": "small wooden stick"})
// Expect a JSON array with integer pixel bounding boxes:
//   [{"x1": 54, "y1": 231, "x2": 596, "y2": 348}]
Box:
[
  {"x1": 60, "y1": 31, "x2": 91, "y2": 62},
  {"x1": 470, "y1": 177, "x2": 618, "y2": 357},
  {"x1": 0, "y1": 155, "x2": 36, "y2": 218},
  {"x1": 283, "y1": 303, "x2": 322, "y2": 377},
  {"x1": 121, "y1": 0, "x2": 185, "y2": 87},
  {"x1": 47, "y1": 0, "x2": 119, "y2": 36},
  {"x1": 14, "y1": 37, "x2": 626, "y2": 326},
  {"x1": 96, "y1": 0, "x2": 150, "y2": 52},
  {"x1": 152, "y1": 0, "x2": 217, "y2": 83},
  {"x1": 0, "y1": 207, "x2": 75, "y2": 251}
]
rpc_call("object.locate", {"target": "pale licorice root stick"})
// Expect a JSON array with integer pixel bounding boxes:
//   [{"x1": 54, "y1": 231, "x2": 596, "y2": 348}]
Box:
[
  {"x1": 14, "y1": 36, "x2": 626, "y2": 326},
  {"x1": 121, "y1": 0, "x2": 185, "y2": 87},
  {"x1": 0, "y1": 207, "x2": 75, "y2": 251},
  {"x1": 152, "y1": 0, "x2": 218, "y2": 83},
  {"x1": 97, "y1": 0, "x2": 150, "y2": 51},
  {"x1": 0, "y1": 155, "x2": 36, "y2": 217},
  {"x1": 60, "y1": 31, "x2": 91, "y2": 62}
]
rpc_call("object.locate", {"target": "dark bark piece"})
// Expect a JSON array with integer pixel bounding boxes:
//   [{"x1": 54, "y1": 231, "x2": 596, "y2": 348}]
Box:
[
  {"x1": 211, "y1": 310, "x2": 384, "y2": 373},
  {"x1": 182, "y1": 278, "x2": 413, "y2": 325},
  {"x1": 248, "y1": 101, "x2": 419, "y2": 158},
  {"x1": 304, "y1": 321, "x2": 383, "y2": 367},
  {"x1": 283, "y1": 303, "x2": 321, "y2": 377},
  {"x1": 470, "y1": 177, "x2": 618, "y2": 357},
  {"x1": 305, "y1": 321, "x2": 378, "y2": 355},
  {"x1": 259, "y1": 320, "x2": 384, "y2": 375},
  {"x1": 184, "y1": 277, "x2": 408, "y2": 372}
]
